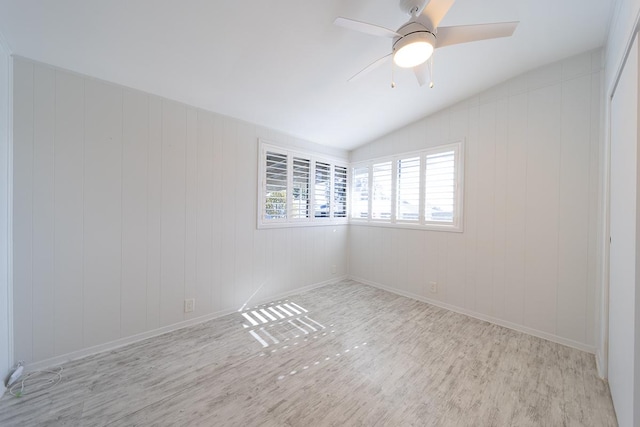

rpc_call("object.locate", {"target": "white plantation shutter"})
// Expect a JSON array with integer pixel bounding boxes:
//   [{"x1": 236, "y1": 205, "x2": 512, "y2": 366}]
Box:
[
  {"x1": 259, "y1": 141, "x2": 349, "y2": 228},
  {"x1": 264, "y1": 151, "x2": 288, "y2": 220},
  {"x1": 424, "y1": 150, "x2": 455, "y2": 223},
  {"x1": 396, "y1": 156, "x2": 421, "y2": 221},
  {"x1": 314, "y1": 161, "x2": 331, "y2": 217},
  {"x1": 350, "y1": 141, "x2": 463, "y2": 231},
  {"x1": 351, "y1": 166, "x2": 369, "y2": 219},
  {"x1": 334, "y1": 165, "x2": 348, "y2": 218},
  {"x1": 260, "y1": 140, "x2": 462, "y2": 230},
  {"x1": 372, "y1": 161, "x2": 392, "y2": 219},
  {"x1": 292, "y1": 157, "x2": 311, "y2": 219}
]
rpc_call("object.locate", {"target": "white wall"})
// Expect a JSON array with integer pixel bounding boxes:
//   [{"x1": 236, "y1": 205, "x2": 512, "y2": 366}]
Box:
[
  {"x1": 11, "y1": 57, "x2": 349, "y2": 368},
  {"x1": 350, "y1": 50, "x2": 602, "y2": 352},
  {"x1": 0, "y1": 36, "x2": 11, "y2": 387}
]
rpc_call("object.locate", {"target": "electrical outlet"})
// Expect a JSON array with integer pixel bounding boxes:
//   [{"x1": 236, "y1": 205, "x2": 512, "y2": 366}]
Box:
[
  {"x1": 184, "y1": 298, "x2": 195, "y2": 313},
  {"x1": 429, "y1": 282, "x2": 438, "y2": 293},
  {"x1": 331, "y1": 264, "x2": 337, "y2": 274}
]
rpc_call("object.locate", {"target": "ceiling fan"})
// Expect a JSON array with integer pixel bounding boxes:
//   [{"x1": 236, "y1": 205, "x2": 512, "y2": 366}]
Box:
[{"x1": 335, "y1": 0, "x2": 519, "y2": 87}]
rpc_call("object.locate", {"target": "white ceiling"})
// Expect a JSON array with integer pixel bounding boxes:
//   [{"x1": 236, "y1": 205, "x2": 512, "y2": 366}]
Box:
[{"x1": 0, "y1": 0, "x2": 614, "y2": 150}]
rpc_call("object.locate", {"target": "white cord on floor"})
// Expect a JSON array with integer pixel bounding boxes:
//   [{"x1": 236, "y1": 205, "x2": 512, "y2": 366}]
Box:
[{"x1": 8, "y1": 367, "x2": 63, "y2": 398}]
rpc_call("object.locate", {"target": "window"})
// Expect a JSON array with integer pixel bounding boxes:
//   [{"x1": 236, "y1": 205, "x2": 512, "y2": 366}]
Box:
[
  {"x1": 372, "y1": 161, "x2": 392, "y2": 220},
  {"x1": 351, "y1": 141, "x2": 463, "y2": 231},
  {"x1": 292, "y1": 157, "x2": 310, "y2": 219},
  {"x1": 351, "y1": 166, "x2": 369, "y2": 219},
  {"x1": 314, "y1": 161, "x2": 331, "y2": 218},
  {"x1": 259, "y1": 140, "x2": 349, "y2": 228},
  {"x1": 264, "y1": 152, "x2": 288, "y2": 221},
  {"x1": 260, "y1": 140, "x2": 462, "y2": 230},
  {"x1": 334, "y1": 165, "x2": 348, "y2": 218},
  {"x1": 397, "y1": 156, "x2": 420, "y2": 222},
  {"x1": 425, "y1": 150, "x2": 455, "y2": 223}
]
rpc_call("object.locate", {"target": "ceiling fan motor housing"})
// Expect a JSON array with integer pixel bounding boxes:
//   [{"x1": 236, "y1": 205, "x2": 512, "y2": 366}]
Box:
[{"x1": 393, "y1": 21, "x2": 436, "y2": 47}]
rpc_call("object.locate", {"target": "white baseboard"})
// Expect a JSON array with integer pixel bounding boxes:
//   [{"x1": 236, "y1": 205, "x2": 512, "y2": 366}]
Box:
[
  {"x1": 596, "y1": 349, "x2": 607, "y2": 379},
  {"x1": 25, "y1": 276, "x2": 346, "y2": 372},
  {"x1": 349, "y1": 275, "x2": 596, "y2": 354}
]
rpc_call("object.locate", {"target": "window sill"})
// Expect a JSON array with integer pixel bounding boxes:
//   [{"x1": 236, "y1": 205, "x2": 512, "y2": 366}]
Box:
[
  {"x1": 257, "y1": 219, "x2": 349, "y2": 229},
  {"x1": 348, "y1": 219, "x2": 463, "y2": 233}
]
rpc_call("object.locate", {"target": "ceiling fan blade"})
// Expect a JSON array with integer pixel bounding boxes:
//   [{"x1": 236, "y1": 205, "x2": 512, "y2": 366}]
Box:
[
  {"x1": 348, "y1": 53, "x2": 392, "y2": 82},
  {"x1": 334, "y1": 17, "x2": 401, "y2": 38},
  {"x1": 436, "y1": 22, "x2": 519, "y2": 48},
  {"x1": 413, "y1": 61, "x2": 429, "y2": 86},
  {"x1": 420, "y1": 0, "x2": 455, "y2": 29}
]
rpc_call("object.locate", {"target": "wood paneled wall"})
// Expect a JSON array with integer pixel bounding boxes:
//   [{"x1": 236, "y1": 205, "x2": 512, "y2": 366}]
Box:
[
  {"x1": 12, "y1": 58, "x2": 349, "y2": 367},
  {"x1": 12, "y1": 50, "x2": 604, "y2": 366},
  {"x1": 349, "y1": 50, "x2": 603, "y2": 351}
]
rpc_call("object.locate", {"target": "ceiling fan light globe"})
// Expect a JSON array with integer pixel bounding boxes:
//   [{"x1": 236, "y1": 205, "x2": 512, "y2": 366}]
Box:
[
  {"x1": 392, "y1": 31, "x2": 435, "y2": 68},
  {"x1": 394, "y1": 41, "x2": 433, "y2": 67}
]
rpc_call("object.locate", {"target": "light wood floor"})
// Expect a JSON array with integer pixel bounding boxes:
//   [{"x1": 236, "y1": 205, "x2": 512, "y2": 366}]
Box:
[{"x1": 0, "y1": 280, "x2": 617, "y2": 426}]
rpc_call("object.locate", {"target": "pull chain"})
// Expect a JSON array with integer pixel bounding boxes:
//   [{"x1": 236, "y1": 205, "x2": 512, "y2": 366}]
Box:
[
  {"x1": 428, "y1": 54, "x2": 434, "y2": 88},
  {"x1": 391, "y1": 61, "x2": 396, "y2": 89}
]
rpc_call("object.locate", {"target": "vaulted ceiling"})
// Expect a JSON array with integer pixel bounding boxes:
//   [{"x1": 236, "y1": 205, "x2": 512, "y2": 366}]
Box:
[{"x1": 0, "y1": 0, "x2": 614, "y2": 149}]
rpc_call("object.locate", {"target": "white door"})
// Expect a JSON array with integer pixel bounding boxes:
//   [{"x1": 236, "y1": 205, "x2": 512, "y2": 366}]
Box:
[{"x1": 609, "y1": 34, "x2": 639, "y2": 427}]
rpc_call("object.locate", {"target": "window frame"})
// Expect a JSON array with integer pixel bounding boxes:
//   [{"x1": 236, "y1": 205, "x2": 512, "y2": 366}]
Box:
[
  {"x1": 258, "y1": 140, "x2": 350, "y2": 229},
  {"x1": 350, "y1": 141, "x2": 464, "y2": 232}
]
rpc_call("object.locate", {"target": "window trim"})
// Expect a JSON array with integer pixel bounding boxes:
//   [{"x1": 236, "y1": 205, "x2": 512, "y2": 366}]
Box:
[
  {"x1": 258, "y1": 140, "x2": 349, "y2": 229},
  {"x1": 350, "y1": 141, "x2": 464, "y2": 232}
]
